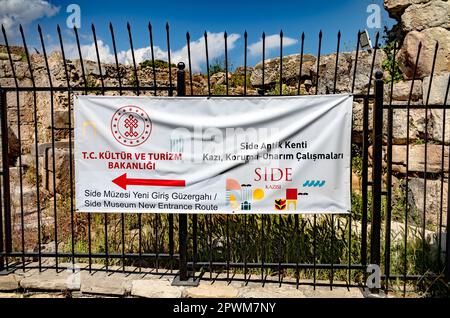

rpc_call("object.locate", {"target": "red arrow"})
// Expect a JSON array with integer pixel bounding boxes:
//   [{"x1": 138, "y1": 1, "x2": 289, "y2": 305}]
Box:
[{"x1": 112, "y1": 173, "x2": 186, "y2": 190}]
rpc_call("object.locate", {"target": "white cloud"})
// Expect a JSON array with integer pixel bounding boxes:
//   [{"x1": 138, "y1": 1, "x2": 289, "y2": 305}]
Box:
[
  {"x1": 0, "y1": 0, "x2": 60, "y2": 37},
  {"x1": 248, "y1": 34, "x2": 297, "y2": 57},
  {"x1": 63, "y1": 31, "x2": 240, "y2": 73}
]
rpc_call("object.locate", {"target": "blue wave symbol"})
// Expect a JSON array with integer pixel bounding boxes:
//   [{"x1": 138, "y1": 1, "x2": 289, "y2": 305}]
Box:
[{"x1": 303, "y1": 180, "x2": 326, "y2": 187}]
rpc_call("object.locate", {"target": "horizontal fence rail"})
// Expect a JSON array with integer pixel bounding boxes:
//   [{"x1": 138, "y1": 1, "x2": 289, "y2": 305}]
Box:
[{"x1": 0, "y1": 22, "x2": 449, "y2": 296}]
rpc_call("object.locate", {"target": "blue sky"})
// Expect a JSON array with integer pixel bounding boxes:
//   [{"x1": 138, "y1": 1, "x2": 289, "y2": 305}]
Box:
[{"x1": 1, "y1": 0, "x2": 395, "y2": 72}]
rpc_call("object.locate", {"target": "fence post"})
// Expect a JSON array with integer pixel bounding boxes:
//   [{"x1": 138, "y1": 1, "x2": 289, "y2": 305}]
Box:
[
  {"x1": 370, "y1": 70, "x2": 384, "y2": 293},
  {"x1": 172, "y1": 62, "x2": 198, "y2": 286},
  {"x1": 0, "y1": 89, "x2": 12, "y2": 257}
]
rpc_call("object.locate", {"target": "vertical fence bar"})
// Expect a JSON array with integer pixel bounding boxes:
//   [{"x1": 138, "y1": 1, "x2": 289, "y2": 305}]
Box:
[
  {"x1": 404, "y1": 42, "x2": 422, "y2": 296},
  {"x1": 204, "y1": 32, "x2": 211, "y2": 96},
  {"x1": 370, "y1": 70, "x2": 384, "y2": 293},
  {"x1": 278, "y1": 30, "x2": 283, "y2": 287},
  {"x1": 2, "y1": 25, "x2": 23, "y2": 270},
  {"x1": 92, "y1": 23, "x2": 109, "y2": 272},
  {"x1": 224, "y1": 31, "x2": 229, "y2": 96},
  {"x1": 330, "y1": 30, "x2": 341, "y2": 290},
  {"x1": 243, "y1": 30, "x2": 248, "y2": 281},
  {"x1": 224, "y1": 30, "x2": 231, "y2": 281},
  {"x1": 0, "y1": 88, "x2": 10, "y2": 270},
  {"x1": 261, "y1": 31, "x2": 266, "y2": 285},
  {"x1": 244, "y1": 31, "x2": 247, "y2": 96},
  {"x1": 186, "y1": 32, "x2": 193, "y2": 96},
  {"x1": 109, "y1": 22, "x2": 125, "y2": 272},
  {"x1": 294, "y1": 32, "x2": 305, "y2": 289},
  {"x1": 422, "y1": 42, "x2": 438, "y2": 274},
  {"x1": 75, "y1": 25, "x2": 92, "y2": 273},
  {"x1": 262, "y1": 32, "x2": 265, "y2": 96},
  {"x1": 312, "y1": 30, "x2": 322, "y2": 290},
  {"x1": 126, "y1": 22, "x2": 144, "y2": 272},
  {"x1": 57, "y1": 25, "x2": 76, "y2": 271},
  {"x1": 39, "y1": 24, "x2": 59, "y2": 272},
  {"x1": 385, "y1": 41, "x2": 397, "y2": 293},
  {"x1": 166, "y1": 23, "x2": 173, "y2": 96},
  {"x1": 147, "y1": 22, "x2": 159, "y2": 272},
  {"x1": 176, "y1": 62, "x2": 188, "y2": 282},
  {"x1": 297, "y1": 33, "x2": 305, "y2": 95},
  {"x1": 348, "y1": 30, "x2": 360, "y2": 287},
  {"x1": 166, "y1": 24, "x2": 175, "y2": 271},
  {"x1": 149, "y1": 22, "x2": 157, "y2": 96},
  {"x1": 315, "y1": 31, "x2": 322, "y2": 95},
  {"x1": 20, "y1": 25, "x2": 41, "y2": 270}
]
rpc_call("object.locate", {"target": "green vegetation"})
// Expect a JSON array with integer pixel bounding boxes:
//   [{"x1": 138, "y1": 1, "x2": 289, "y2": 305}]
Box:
[
  {"x1": 139, "y1": 59, "x2": 175, "y2": 69},
  {"x1": 229, "y1": 72, "x2": 251, "y2": 88},
  {"x1": 208, "y1": 58, "x2": 226, "y2": 76},
  {"x1": 382, "y1": 41, "x2": 403, "y2": 84},
  {"x1": 212, "y1": 84, "x2": 226, "y2": 95},
  {"x1": 381, "y1": 25, "x2": 404, "y2": 84},
  {"x1": 266, "y1": 82, "x2": 294, "y2": 95}
]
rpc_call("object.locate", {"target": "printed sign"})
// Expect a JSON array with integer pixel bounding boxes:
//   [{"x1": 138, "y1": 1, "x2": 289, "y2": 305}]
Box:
[{"x1": 74, "y1": 95, "x2": 352, "y2": 214}]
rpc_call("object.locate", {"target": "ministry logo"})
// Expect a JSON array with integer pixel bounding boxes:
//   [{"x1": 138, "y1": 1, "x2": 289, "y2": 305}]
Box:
[{"x1": 111, "y1": 105, "x2": 152, "y2": 147}]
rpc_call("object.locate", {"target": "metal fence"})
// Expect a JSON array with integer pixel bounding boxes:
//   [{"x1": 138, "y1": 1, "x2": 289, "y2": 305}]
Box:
[{"x1": 0, "y1": 22, "x2": 449, "y2": 296}]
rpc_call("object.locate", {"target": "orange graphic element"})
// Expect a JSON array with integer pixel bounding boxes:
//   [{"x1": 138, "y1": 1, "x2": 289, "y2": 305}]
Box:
[{"x1": 275, "y1": 199, "x2": 286, "y2": 210}]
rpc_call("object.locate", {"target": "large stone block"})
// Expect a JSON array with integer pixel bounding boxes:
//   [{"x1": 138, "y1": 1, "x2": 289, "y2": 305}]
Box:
[
  {"x1": 398, "y1": 28, "x2": 450, "y2": 80},
  {"x1": 182, "y1": 282, "x2": 239, "y2": 298},
  {"x1": 391, "y1": 144, "x2": 449, "y2": 173},
  {"x1": 0, "y1": 275, "x2": 20, "y2": 291},
  {"x1": 407, "y1": 178, "x2": 448, "y2": 228},
  {"x1": 131, "y1": 279, "x2": 183, "y2": 298},
  {"x1": 250, "y1": 54, "x2": 316, "y2": 88},
  {"x1": 402, "y1": 1, "x2": 450, "y2": 32},
  {"x1": 383, "y1": 0, "x2": 431, "y2": 19},
  {"x1": 385, "y1": 80, "x2": 422, "y2": 101},
  {"x1": 422, "y1": 73, "x2": 450, "y2": 105},
  {"x1": 80, "y1": 272, "x2": 132, "y2": 296},
  {"x1": 20, "y1": 270, "x2": 80, "y2": 291},
  {"x1": 387, "y1": 107, "x2": 428, "y2": 144}
]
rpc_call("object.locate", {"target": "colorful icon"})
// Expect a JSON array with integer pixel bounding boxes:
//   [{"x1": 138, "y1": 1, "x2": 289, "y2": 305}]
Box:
[
  {"x1": 275, "y1": 199, "x2": 286, "y2": 210},
  {"x1": 226, "y1": 178, "x2": 265, "y2": 211},
  {"x1": 286, "y1": 188, "x2": 298, "y2": 210},
  {"x1": 303, "y1": 180, "x2": 326, "y2": 187}
]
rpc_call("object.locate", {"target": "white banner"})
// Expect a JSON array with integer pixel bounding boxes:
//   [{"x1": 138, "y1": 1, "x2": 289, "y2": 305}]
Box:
[{"x1": 74, "y1": 95, "x2": 352, "y2": 214}]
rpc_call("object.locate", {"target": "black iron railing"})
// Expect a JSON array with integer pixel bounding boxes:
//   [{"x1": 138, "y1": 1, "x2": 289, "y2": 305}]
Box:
[{"x1": 0, "y1": 22, "x2": 449, "y2": 296}]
